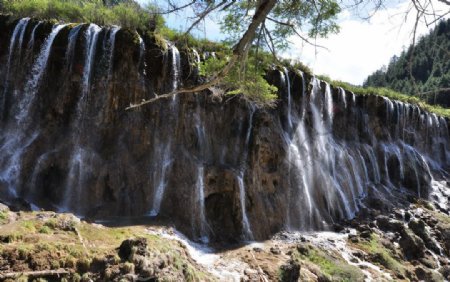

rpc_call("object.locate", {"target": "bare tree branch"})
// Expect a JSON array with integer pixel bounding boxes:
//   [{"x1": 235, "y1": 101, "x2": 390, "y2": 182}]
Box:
[
  {"x1": 266, "y1": 17, "x2": 329, "y2": 50},
  {"x1": 185, "y1": 1, "x2": 229, "y2": 35},
  {"x1": 152, "y1": 0, "x2": 197, "y2": 15}
]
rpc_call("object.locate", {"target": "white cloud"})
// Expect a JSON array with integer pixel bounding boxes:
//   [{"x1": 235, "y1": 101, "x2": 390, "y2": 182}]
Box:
[{"x1": 285, "y1": 0, "x2": 450, "y2": 85}]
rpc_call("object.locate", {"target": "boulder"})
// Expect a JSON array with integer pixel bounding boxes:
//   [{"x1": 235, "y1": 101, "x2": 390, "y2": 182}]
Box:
[
  {"x1": 399, "y1": 229, "x2": 426, "y2": 259},
  {"x1": 118, "y1": 238, "x2": 148, "y2": 262},
  {"x1": 279, "y1": 260, "x2": 301, "y2": 282}
]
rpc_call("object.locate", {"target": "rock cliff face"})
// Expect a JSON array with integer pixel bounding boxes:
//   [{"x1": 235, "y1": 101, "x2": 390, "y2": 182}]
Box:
[{"x1": 0, "y1": 16, "x2": 449, "y2": 242}]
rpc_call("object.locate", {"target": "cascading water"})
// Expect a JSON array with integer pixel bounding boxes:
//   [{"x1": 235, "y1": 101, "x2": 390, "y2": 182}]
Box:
[
  {"x1": 148, "y1": 44, "x2": 183, "y2": 217},
  {"x1": 193, "y1": 100, "x2": 209, "y2": 242},
  {"x1": 106, "y1": 26, "x2": 120, "y2": 78},
  {"x1": 196, "y1": 165, "x2": 208, "y2": 243},
  {"x1": 0, "y1": 22, "x2": 66, "y2": 201},
  {"x1": 81, "y1": 24, "x2": 101, "y2": 99},
  {"x1": 169, "y1": 44, "x2": 181, "y2": 92},
  {"x1": 237, "y1": 107, "x2": 255, "y2": 240},
  {"x1": 17, "y1": 24, "x2": 68, "y2": 124},
  {"x1": 65, "y1": 24, "x2": 83, "y2": 71},
  {"x1": 62, "y1": 24, "x2": 102, "y2": 212},
  {"x1": 149, "y1": 141, "x2": 172, "y2": 217},
  {"x1": 287, "y1": 77, "x2": 368, "y2": 230},
  {"x1": 138, "y1": 35, "x2": 146, "y2": 76},
  {"x1": 1, "y1": 18, "x2": 30, "y2": 116},
  {"x1": 282, "y1": 67, "x2": 292, "y2": 130},
  {"x1": 27, "y1": 21, "x2": 42, "y2": 50}
]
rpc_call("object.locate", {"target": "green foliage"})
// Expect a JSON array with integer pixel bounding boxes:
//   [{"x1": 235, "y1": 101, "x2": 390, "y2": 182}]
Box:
[
  {"x1": 157, "y1": 27, "x2": 229, "y2": 53},
  {"x1": 220, "y1": 0, "x2": 340, "y2": 51},
  {"x1": 364, "y1": 19, "x2": 450, "y2": 107},
  {"x1": 0, "y1": 0, "x2": 164, "y2": 31},
  {"x1": 200, "y1": 54, "x2": 278, "y2": 105}
]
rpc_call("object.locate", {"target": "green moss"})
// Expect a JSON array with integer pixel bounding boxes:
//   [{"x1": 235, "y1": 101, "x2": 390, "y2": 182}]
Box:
[
  {"x1": 295, "y1": 245, "x2": 364, "y2": 281},
  {"x1": 352, "y1": 234, "x2": 406, "y2": 276}
]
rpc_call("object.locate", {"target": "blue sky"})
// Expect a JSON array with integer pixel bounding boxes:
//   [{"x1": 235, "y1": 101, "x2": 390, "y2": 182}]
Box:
[{"x1": 138, "y1": 0, "x2": 449, "y2": 85}]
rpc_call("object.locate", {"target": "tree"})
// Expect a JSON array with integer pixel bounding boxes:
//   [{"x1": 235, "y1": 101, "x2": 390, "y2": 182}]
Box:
[
  {"x1": 127, "y1": 0, "x2": 450, "y2": 109},
  {"x1": 364, "y1": 17, "x2": 450, "y2": 107}
]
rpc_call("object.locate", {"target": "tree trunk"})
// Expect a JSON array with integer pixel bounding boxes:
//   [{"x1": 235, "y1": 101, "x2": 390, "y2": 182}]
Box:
[{"x1": 126, "y1": 0, "x2": 277, "y2": 110}]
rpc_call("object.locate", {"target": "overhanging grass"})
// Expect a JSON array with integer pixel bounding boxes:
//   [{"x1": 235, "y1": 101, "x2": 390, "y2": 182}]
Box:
[
  {"x1": 0, "y1": 0, "x2": 163, "y2": 31},
  {"x1": 325, "y1": 79, "x2": 450, "y2": 118}
]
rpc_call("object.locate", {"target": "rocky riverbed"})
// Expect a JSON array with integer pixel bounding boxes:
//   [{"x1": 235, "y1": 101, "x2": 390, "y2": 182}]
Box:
[{"x1": 1, "y1": 191, "x2": 449, "y2": 281}]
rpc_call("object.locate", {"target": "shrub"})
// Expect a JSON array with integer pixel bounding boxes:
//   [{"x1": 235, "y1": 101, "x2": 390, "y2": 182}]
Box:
[{"x1": 39, "y1": 225, "x2": 52, "y2": 234}]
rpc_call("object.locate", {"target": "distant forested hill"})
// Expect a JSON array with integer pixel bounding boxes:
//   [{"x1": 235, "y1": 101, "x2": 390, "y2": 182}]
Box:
[{"x1": 364, "y1": 19, "x2": 450, "y2": 107}]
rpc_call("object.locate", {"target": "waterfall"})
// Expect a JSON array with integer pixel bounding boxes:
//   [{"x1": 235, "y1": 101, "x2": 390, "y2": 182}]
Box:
[
  {"x1": 169, "y1": 44, "x2": 181, "y2": 92},
  {"x1": 287, "y1": 78, "x2": 364, "y2": 230},
  {"x1": 62, "y1": 148, "x2": 87, "y2": 212},
  {"x1": 65, "y1": 24, "x2": 83, "y2": 71},
  {"x1": 339, "y1": 87, "x2": 347, "y2": 109},
  {"x1": 16, "y1": 19, "x2": 30, "y2": 65},
  {"x1": 62, "y1": 24, "x2": 102, "y2": 213},
  {"x1": 106, "y1": 26, "x2": 120, "y2": 78},
  {"x1": 17, "y1": 24, "x2": 68, "y2": 124},
  {"x1": 148, "y1": 45, "x2": 181, "y2": 216},
  {"x1": 196, "y1": 166, "x2": 208, "y2": 243},
  {"x1": 149, "y1": 140, "x2": 172, "y2": 216},
  {"x1": 189, "y1": 96, "x2": 209, "y2": 242},
  {"x1": 138, "y1": 35, "x2": 146, "y2": 75},
  {"x1": 2, "y1": 18, "x2": 30, "y2": 116},
  {"x1": 283, "y1": 67, "x2": 292, "y2": 130},
  {"x1": 237, "y1": 173, "x2": 253, "y2": 240},
  {"x1": 238, "y1": 107, "x2": 255, "y2": 240},
  {"x1": 148, "y1": 45, "x2": 181, "y2": 213},
  {"x1": 27, "y1": 21, "x2": 42, "y2": 50},
  {"x1": 81, "y1": 24, "x2": 101, "y2": 99}
]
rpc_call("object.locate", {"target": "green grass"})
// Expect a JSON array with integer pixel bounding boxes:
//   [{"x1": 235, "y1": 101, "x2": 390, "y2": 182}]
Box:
[
  {"x1": 319, "y1": 77, "x2": 450, "y2": 118},
  {"x1": 0, "y1": 0, "x2": 164, "y2": 31},
  {"x1": 0, "y1": 211, "x2": 212, "y2": 280},
  {"x1": 0, "y1": 210, "x2": 8, "y2": 224}
]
